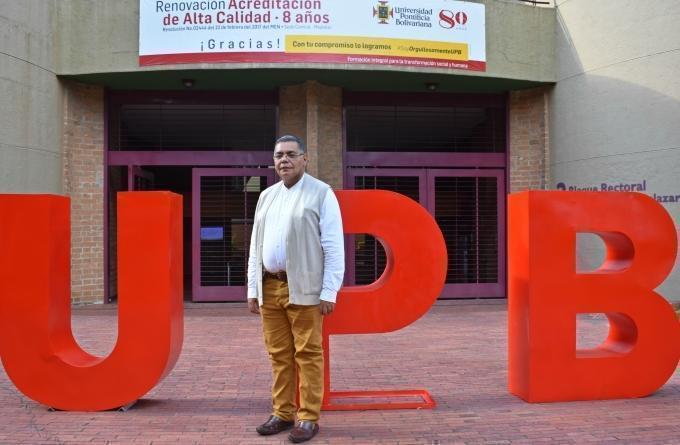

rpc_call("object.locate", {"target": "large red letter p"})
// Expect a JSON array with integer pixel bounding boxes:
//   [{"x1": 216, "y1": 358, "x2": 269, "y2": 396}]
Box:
[{"x1": 323, "y1": 190, "x2": 447, "y2": 410}]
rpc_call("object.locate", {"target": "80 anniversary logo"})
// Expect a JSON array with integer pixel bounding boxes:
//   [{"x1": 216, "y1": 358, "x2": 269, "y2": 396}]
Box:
[{"x1": 438, "y1": 10, "x2": 468, "y2": 29}]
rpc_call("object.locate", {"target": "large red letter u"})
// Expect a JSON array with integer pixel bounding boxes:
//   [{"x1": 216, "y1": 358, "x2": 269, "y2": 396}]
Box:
[{"x1": 0, "y1": 192, "x2": 183, "y2": 411}]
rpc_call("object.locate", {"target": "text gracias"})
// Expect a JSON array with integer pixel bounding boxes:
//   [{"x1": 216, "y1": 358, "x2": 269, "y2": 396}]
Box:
[{"x1": 163, "y1": 10, "x2": 329, "y2": 24}]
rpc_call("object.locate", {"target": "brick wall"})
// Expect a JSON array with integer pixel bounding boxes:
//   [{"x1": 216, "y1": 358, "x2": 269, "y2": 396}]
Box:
[
  {"x1": 61, "y1": 80, "x2": 105, "y2": 305},
  {"x1": 308, "y1": 81, "x2": 343, "y2": 190},
  {"x1": 509, "y1": 87, "x2": 551, "y2": 193},
  {"x1": 279, "y1": 83, "x2": 307, "y2": 142},
  {"x1": 279, "y1": 81, "x2": 343, "y2": 190}
]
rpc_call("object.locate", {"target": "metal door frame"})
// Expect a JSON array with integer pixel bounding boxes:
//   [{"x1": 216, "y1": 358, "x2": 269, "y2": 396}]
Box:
[
  {"x1": 426, "y1": 169, "x2": 506, "y2": 298},
  {"x1": 191, "y1": 167, "x2": 276, "y2": 302},
  {"x1": 128, "y1": 166, "x2": 155, "y2": 191}
]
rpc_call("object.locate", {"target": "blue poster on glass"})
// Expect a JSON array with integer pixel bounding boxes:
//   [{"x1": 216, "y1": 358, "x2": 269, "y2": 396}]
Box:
[{"x1": 200, "y1": 227, "x2": 224, "y2": 241}]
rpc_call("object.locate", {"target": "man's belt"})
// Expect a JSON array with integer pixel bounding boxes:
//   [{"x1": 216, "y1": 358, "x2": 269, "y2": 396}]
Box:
[{"x1": 263, "y1": 270, "x2": 288, "y2": 283}]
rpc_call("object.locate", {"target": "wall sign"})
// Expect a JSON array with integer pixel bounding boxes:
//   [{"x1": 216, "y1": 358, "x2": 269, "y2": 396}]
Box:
[
  {"x1": 556, "y1": 179, "x2": 680, "y2": 204},
  {"x1": 139, "y1": 0, "x2": 486, "y2": 71}
]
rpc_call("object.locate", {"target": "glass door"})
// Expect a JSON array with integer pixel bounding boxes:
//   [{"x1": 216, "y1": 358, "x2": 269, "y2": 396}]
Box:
[
  {"x1": 191, "y1": 168, "x2": 276, "y2": 302},
  {"x1": 426, "y1": 169, "x2": 505, "y2": 298}
]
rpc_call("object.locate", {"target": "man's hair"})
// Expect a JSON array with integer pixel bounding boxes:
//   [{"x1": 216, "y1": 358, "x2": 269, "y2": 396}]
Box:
[{"x1": 275, "y1": 134, "x2": 306, "y2": 153}]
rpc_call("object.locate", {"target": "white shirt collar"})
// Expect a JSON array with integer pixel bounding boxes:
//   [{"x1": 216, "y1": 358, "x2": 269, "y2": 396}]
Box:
[{"x1": 283, "y1": 173, "x2": 305, "y2": 192}]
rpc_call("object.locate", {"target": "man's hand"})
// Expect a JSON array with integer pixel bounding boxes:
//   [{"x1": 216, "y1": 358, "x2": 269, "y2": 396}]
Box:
[
  {"x1": 248, "y1": 298, "x2": 260, "y2": 314},
  {"x1": 320, "y1": 300, "x2": 335, "y2": 315}
]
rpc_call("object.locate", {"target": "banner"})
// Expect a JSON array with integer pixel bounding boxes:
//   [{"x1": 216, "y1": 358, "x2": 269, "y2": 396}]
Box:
[{"x1": 139, "y1": 0, "x2": 486, "y2": 71}]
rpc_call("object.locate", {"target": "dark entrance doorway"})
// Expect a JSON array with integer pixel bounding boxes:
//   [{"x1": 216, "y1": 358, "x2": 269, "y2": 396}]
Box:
[
  {"x1": 344, "y1": 92, "x2": 508, "y2": 299},
  {"x1": 347, "y1": 168, "x2": 505, "y2": 298},
  {"x1": 105, "y1": 90, "x2": 278, "y2": 303},
  {"x1": 107, "y1": 165, "x2": 275, "y2": 303}
]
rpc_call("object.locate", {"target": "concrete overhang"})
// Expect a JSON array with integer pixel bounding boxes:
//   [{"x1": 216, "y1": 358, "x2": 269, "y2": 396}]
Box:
[{"x1": 56, "y1": 0, "x2": 556, "y2": 91}]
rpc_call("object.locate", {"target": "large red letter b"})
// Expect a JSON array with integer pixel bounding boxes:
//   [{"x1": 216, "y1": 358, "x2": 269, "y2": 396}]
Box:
[{"x1": 508, "y1": 191, "x2": 680, "y2": 402}]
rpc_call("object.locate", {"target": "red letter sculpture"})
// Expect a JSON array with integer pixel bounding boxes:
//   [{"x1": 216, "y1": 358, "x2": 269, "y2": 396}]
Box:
[
  {"x1": 0, "y1": 192, "x2": 184, "y2": 411},
  {"x1": 508, "y1": 191, "x2": 680, "y2": 402},
  {"x1": 322, "y1": 190, "x2": 447, "y2": 410}
]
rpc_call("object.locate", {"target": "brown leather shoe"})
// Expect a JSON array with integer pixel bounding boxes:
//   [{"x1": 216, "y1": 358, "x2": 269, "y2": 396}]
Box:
[
  {"x1": 288, "y1": 420, "x2": 319, "y2": 443},
  {"x1": 256, "y1": 415, "x2": 294, "y2": 436}
]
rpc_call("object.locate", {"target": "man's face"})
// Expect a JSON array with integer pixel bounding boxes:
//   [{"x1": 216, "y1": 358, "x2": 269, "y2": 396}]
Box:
[{"x1": 274, "y1": 140, "x2": 307, "y2": 186}]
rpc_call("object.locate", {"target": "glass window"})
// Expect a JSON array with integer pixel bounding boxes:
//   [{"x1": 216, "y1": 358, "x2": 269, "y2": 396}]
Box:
[
  {"x1": 110, "y1": 103, "x2": 276, "y2": 151},
  {"x1": 346, "y1": 105, "x2": 506, "y2": 152}
]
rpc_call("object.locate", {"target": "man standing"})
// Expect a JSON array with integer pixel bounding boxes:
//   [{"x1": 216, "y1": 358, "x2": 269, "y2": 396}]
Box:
[{"x1": 247, "y1": 135, "x2": 344, "y2": 443}]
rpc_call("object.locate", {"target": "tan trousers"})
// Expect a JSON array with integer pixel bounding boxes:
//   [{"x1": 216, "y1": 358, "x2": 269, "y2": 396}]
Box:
[{"x1": 260, "y1": 277, "x2": 323, "y2": 422}]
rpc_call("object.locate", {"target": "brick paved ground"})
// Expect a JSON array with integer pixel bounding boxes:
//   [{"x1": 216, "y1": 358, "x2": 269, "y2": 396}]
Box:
[{"x1": 1, "y1": 301, "x2": 679, "y2": 445}]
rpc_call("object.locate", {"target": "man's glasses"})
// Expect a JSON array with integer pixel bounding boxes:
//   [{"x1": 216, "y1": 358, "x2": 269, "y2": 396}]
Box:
[{"x1": 273, "y1": 151, "x2": 305, "y2": 160}]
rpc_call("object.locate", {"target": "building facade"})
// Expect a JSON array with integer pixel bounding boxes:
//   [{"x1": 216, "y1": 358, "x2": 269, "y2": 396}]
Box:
[{"x1": 1, "y1": 0, "x2": 678, "y2": 304}]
